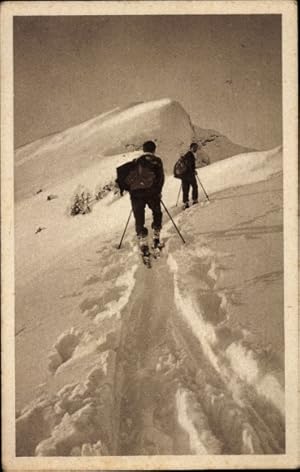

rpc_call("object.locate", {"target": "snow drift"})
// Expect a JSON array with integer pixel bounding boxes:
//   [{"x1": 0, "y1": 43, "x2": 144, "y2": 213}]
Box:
[{"x1": 187, "y1": 145, "x2": 282, "y2": 196}]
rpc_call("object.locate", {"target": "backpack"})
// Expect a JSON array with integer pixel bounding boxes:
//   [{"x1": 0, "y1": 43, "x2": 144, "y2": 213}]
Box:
[
  {"x1": 125, "y1": 155, "x2": 156, "y2": 191},
  {"x1": 116, "y1": 161, "x2": 135, "y2": 193},
  {"x1": 116, "y1": 155, "x2": 156, "y2": 193},
  {"x1": 173, "y1": 154, "x2": 188, "y2": 179}
]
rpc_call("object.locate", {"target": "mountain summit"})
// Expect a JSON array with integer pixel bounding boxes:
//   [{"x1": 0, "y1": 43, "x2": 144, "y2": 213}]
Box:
[
  {"x1": 15, "y1": 99, "x2": 194, "y2": 200},
  {"x1": 15, "y1": 98, "x2": 254, "y2": 201}
]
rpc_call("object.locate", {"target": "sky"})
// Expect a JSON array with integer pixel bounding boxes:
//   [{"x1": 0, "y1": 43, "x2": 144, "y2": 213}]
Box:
[{"x1": 14, "y1": 15, "x2": 282, "y2": 150}]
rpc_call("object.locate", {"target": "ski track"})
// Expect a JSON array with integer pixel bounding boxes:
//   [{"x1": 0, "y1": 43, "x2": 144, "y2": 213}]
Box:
[
  {"x1": 17, "y1": 224, "x2": 284, "y2": 456},
  {"x1": 16, "y1": 176, "x2": 284, "y2": 456},
  {"x1": 164, "y1": 206, "x2": 284, "y2": 454}
]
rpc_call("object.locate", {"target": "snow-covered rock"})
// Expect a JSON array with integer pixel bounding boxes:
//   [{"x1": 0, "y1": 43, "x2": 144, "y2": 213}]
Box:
[{"x1": 194, "y1": 125, "x2": 253, "y2": 163}]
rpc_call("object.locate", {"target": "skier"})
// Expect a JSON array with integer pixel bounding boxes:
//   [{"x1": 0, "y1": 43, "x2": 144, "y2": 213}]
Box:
[
  {"x1": 116, "y1": 140, "x2": 165, "y2": 257},
  {"x1": 181, "y1": 142, "x2": 199, "y2": 210}
]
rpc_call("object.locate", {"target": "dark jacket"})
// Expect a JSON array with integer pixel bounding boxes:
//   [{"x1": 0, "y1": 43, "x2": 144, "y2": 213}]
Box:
[
  {"x1": 183, "y1": 151, "x2": 196, "y2": 177},
  {"x1": 116, "y1": 153, "x2": 164, "y2": 197}
]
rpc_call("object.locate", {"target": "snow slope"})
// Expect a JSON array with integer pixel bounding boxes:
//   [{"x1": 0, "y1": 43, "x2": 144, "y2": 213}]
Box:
[
  {"x1": 15, "y1": 144, "x2": 282, "y2": 287},
  {"x1": 15, "y1": 98, "x2": 194, "y2": 201},
  {"x1": 14, "y1": 97, "x2": 254, "y2": 203},
  {"x1": 14, "y1": 101, "x2": 284, "y2": 456}
]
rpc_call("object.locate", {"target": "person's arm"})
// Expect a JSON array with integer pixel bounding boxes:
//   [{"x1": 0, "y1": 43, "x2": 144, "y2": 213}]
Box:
[
  {"x1": 115, "y1": 160, "x2": 135, "y2": 195},
  {"x1": 115, "y1": 178, "x2": 124, "y2": 195},
  {"x1": 156, "y1": 158, "x2": 164, "y2": 193}
]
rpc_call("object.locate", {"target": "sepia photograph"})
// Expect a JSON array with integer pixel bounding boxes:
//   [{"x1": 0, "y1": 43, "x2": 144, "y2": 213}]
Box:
[{"x1": 1, "y1": 1, "x2": 298, "y2": 470}]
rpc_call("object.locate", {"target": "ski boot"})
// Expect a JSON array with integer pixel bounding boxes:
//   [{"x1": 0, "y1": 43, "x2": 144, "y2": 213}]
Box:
[
  {"x1": 182, "y1": 202, "x2": 189, "y2": 210},
  {"x1": 192, "y1": 200, "x2": 199, "y2": 205}
]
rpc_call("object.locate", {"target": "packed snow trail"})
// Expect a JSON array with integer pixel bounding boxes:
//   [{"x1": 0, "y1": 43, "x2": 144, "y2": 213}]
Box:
[{"x1": 116, "y1": 257, "x2": 193, "y2": 454}]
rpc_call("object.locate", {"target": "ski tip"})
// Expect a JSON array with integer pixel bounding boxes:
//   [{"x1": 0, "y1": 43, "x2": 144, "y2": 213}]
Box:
[{"x1": 141, "y1": 254, "x2": 152, "y2": 268}]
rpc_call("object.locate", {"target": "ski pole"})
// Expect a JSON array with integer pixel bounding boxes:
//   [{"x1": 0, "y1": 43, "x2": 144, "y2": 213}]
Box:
[
  {"x1": 117, "y1": 209, "x2": 132, "y2": 249},
  {"x1": 160, "y1": 199, "x2": 186, "y2": 244},
  {"x1": 196, "y1": 174, "x2": 210, "y2": 201},
  {"x1": 175, "y1": 183, "x2": 182, "y2": 206}
]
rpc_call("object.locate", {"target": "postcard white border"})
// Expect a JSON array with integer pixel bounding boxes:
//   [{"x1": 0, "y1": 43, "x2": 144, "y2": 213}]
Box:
[{"x1": 1, "y1": 1, "x2": 298, "y2": 470}]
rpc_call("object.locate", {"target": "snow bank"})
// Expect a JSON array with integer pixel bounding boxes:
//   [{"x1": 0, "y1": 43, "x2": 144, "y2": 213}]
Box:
[
  {"x1": 168, "y1": 244, "x2": 284, "y2": 415},
  {"x1": 193, "y1": 145, "x2": 282, "y2": 196},
  {"x1": 165, "y1": 175, "x2": 284, "y2": 453},
  {"x1": 47, "y1": 328, "x2": 105, "y2": 374},
  {"x1": 161, "y1": 145, "x2": 282, "y2": 212},
  {"x1": 168, "y1": 253, "x2": 220, "y2": 373},
  {"x1": 94, "y1": 263, "x2": 138, "y2": 323},
  {"x1": 168, "y1": 247, "x2": 284, "y2": 453},
  {"x1": 15, "y1": 151, "x2": 140, "y2": 288},
  {"x1": 17, "y1": 350, "x2": 118, "y2": 456},
  {"x1": 176, "y1": 388, "x2": 222, "y2": 454},
  {"x1": 225, "y1": 343, "x2": 285, "y2": 414}
]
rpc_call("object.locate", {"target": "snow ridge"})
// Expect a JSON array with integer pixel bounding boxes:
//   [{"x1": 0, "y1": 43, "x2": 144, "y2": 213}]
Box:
[{"x1": 15, "y1": 98, "x2": 194, "y2": 201}]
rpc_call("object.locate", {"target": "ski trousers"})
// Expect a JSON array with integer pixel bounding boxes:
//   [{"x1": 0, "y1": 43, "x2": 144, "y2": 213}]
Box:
[
  {"x1": 182, "y1": 175, "x2": 198, "y2": 203},
  {"x1": 130, "y1": 194, "x2": 162, "y2": 238}
]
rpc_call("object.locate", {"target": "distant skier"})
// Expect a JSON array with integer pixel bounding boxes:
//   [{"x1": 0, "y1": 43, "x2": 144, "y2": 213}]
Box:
[
  {"x1": 116, "y1": 140, "x2": 165, "y2": 257},
  {"x1": 174, "y1": 141, "x2": 210, "y2": 208},
  {"x1": 181, "y1": 142, "x2": 200, "y2": 210}
]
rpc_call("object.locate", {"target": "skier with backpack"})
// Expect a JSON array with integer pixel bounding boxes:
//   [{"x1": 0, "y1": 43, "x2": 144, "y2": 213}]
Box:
[
  {"x1": 174, "y1": 142, "x2": 200, "y2": 209},
  {"x1": 116, "y1": 140, "x2": 165, "y2": 261}
]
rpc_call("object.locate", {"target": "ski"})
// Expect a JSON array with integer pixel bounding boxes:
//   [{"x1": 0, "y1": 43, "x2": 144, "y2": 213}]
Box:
[
  {"x1": 139, "y1": 241, "x2": 165, "y2": 266},
  {"x1": 140, "y1": 245, "x2": 152, "y2": 268},
  {"x1": 141, "y1": 252, "x2": 152, "y2": 268},
  {"x1": 182, "y1": 200, "x2": 211, "y2": 211},
  {"x1": 151, "y1": 241, "x2": 165, "y2": 259}
]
